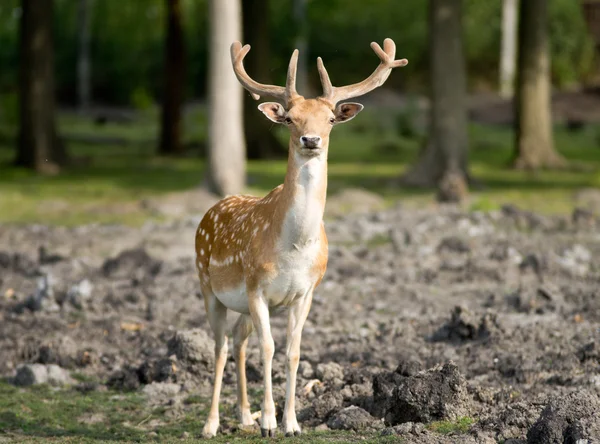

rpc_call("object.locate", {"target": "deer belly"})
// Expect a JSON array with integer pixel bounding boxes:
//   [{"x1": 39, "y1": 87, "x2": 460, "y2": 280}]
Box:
[
  {"x1": 213, "y1": 284, "x2": 250, "y2": 314},
  {"x1": 264, "y1": 263, "x2": 317, "y2": 307}
]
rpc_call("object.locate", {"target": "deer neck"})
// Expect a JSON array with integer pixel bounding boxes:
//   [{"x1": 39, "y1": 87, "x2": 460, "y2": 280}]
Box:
[{"x1": 277, "y1": 141, "x2": 328, "y2": 251}]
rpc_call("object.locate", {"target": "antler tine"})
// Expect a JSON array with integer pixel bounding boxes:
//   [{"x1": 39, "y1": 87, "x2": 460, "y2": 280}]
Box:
[
  {"x1": 286, "y1": 49, "x2": 300, "y2": 102},
  {"x1": 317, "y1": 57, "x2": 333, "y2": 99},
  {"x1": 230, "y1": 41, "x2": 301, "y2": 107},
  {"x1": 318, "y1": 38, "x2": 408, "y2": 105}
]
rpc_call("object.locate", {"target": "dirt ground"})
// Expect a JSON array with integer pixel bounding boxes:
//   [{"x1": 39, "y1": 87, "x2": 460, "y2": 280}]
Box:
[{"x1": 0, "y1": 191, "x2": 599, "y2": 443}]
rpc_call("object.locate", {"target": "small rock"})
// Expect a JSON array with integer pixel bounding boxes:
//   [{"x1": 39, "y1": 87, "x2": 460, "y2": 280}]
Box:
[
  {"x1": 14, "y1": 364, "x2": 48, "y2": 386},
  {"x1": 299, "y1": 360, "x2": 314, "y2": 379},
  {"x1": 17, "y1": 274, "x2": 59, "y2": 313},
  {"x1": 46, "y1": 364, "x2": 73, "y2": 385},
  {"x1": 67, "y1": 279, "x2": 93, "y2": 309},
  {"x1": 327, "y1": 406, "x2": 382, "y2": 431},
  {"x1": 437, "y1": 236, "x2": 471, "y2": 253},
  {"x1": 14, "y1": 364, "x2": 72, "y2": 386}
]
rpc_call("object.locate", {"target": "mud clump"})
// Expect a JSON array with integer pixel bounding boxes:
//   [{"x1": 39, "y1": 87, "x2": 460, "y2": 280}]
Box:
[
  {"x1": 432, "y1": 306, "x2": 501, "y2": 342},
  {"x1": 527, "y1": 391, "x2": 600, "y2": 443},
  {"x1": 167, "y1": 329, "x2": 214, "y2": 370},
  {"x1": 298, "y1": 391, "x2": 344, "y2": 425},
  {"x1": 106, "y1": 365, "x2": 142, "y2": 391},
  {"x1": 101, "y1": 248, "x2": 162, "y2": 279},
  {"x1": 374, "y1": 361, "x2": 470, "y2": 425},
  {"x1": 327, "y1": 406, "x2": 382, "y2": 431}
]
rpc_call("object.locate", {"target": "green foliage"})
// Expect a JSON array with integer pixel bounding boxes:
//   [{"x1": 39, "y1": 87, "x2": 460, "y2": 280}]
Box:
[
  {"x1": 0, "y1": 91, "x2": 18, "y2": 127},
  {"x1": 0, "y1": 0, "x2": 592, "y2": 105},
  {"x1": 130, "y1": 87, "x2": 155, "y2": 111}
]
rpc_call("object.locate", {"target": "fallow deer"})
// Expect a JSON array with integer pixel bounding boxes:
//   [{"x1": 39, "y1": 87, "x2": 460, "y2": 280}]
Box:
[{"x1": 195, "y1": 38, "x2": 407, "y2": 438}]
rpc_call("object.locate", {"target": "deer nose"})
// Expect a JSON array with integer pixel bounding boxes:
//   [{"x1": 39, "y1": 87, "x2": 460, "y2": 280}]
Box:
[{"x1": 300, "y1": 136, "x2": 321, "y2": 148}]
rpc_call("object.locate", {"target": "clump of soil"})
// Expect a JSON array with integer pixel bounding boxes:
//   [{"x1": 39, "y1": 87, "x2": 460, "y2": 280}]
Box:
[
  {"x1": 374, "y1": 361, "x2": 471, "y2": 425},
  {"x1": 527, "y1": 391, "x2": 600, "y2": 443}
]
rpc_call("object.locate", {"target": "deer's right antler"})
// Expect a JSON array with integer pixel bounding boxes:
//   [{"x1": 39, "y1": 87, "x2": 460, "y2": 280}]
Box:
[
  {"x1": 231, "y1": 42, "x2": 302, "y2": 108},
  {"x1": 317, "y1": 38, "x2": 408, "y2": 105}
]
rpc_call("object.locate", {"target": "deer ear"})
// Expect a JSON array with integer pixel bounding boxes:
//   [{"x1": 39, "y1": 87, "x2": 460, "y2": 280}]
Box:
[
  {"x1": 334, "y1": 102, "x2": 364, "y2": 123},
  {"x1": 258, "y1": 102, "x2": 287, "y2": 124}
]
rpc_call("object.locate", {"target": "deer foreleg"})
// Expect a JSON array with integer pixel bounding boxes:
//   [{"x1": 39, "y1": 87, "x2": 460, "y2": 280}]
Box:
[
  {"x1": 248, "y1": 290, "x2": 277, "y2": 437},
  {"x1": 282, "y1": 290, "x2": 313, "y2": 436}
]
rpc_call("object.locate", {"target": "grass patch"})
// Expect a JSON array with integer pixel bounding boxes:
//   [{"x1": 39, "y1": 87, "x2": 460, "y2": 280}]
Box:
[
  {"x1": 427, "y1": 416, "x2": 475, "y2": 435},
  {"x1": 0, "y1": 108, "x2": 598, "y2": 226},
  {"x1": 0, "y1": 381, "x2": 406, "y2": 443}
]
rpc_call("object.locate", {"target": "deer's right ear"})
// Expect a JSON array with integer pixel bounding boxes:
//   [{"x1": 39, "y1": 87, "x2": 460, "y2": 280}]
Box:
[{"x1": 258, "y1": 102, "x2": 287, "y2": 124}]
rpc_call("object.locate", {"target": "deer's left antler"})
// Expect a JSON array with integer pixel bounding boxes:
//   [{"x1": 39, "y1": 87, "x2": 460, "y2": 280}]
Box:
[{"x1": 317, "y1": 38, "x2": 408, "y2": 105}]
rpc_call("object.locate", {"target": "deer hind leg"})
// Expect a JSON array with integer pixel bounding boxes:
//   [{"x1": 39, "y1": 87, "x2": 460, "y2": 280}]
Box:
[
  {"x1": 232, "y1": 313, "x2": 255, "y2": 427},
  {"x1": 248, "y1": 290, "x2": 277, "y2": 437},
  {"x1": 202, "y1": 292, "x2": 228, "y2": 438},
  {"x1": 283, "y1": 289, "x2": 313, "y2": 436}
]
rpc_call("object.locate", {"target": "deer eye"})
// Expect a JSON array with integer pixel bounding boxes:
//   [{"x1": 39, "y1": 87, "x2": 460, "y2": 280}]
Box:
[
  {"x1": 285, "y1": 117, "x2": 292, "y2": 124},
  {"x1": 329, "y1": 117, "x2": 335, "y2": 124}
]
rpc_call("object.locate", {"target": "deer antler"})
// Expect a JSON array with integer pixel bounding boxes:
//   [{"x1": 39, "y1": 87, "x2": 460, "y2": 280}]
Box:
[
  {"x1": 230, "y1": 41, "x2": 301, "y2": 108},
  {"x1": 317, "y1": 38, "x2": 408, "y2": 105}
]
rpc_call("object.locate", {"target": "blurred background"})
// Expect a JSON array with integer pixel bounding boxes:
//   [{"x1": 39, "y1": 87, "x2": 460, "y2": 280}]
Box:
[{"x1": 0, "y1": 0, "x2": 599, "y2": 225}]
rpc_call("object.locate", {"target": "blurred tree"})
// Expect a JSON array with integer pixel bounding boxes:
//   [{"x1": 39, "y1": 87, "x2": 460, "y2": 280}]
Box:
[
  {"x1": 293, "y1": 0, "x2": 309, "y2": 96},
  {"x1": 499, "y1": 0, "x2": 518, "y2": 98},
  {"x1": 403, "y1": 0, "x2": 469, "y2": 202},
  {"x1": 159, "y1": 0, "x2": 186, "y2": 155},
  {"x1": 242, "y1": 0, "x2": 285, "y2": 159},
  {"x1": 77, "y1": 0, "x2": 93, "y2": 111},
  {"x1": 513, "y1": 0, "x2": 565, "y2": 169},
  {"x1": 208, "y1": 0, "x2": 245, "y2": 195},
  {"x1": 16, "y1": 0, "x2": 67, "y2": 173}
]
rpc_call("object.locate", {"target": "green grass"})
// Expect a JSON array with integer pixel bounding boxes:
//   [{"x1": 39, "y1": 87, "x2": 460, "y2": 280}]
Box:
[
  {"x1": 427, "y1": 416, "x2": 475, "y2": 435},
  {"x1": 0, "y1": 381, "x2": 409, "y2": 443},
  {"x1": 0, "y1": 106, "x2": 598, "y2": 225}
]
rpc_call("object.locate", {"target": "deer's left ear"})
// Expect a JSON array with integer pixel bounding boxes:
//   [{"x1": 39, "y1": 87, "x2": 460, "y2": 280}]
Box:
[{"x1": 334, "y1": 102, "x2": 364, "y2": 124}]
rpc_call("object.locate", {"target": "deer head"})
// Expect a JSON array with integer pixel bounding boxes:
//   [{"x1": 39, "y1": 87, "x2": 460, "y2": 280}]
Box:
[{"x1": 231, "y1": 39, "x2": 408, "y2": 157}]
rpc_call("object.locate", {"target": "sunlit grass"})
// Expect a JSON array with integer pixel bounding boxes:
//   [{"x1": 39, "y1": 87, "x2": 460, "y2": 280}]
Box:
[
  {"x1": 0, "y1": 381, "x2": 403, "y2": 443},
  {"x1": 0, "y1": 108, "x2": 598, "y2": 226}
]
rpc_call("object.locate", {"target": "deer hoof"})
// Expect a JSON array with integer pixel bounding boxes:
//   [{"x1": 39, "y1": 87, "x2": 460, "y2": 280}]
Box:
[{"x1": 261, "y1": 428, "x2": 277, "y2": 438}]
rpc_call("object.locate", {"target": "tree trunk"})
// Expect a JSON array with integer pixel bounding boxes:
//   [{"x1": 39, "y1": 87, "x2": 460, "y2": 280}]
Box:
[
  {"x1": 242, "y1": 0, "x2": 285, "y2": 159},
  {"x1": 159, "y1": 0, "x2": 186, "y2": 156},
  {"x1": 293, "y1": 0, "x2": 309, "y2": 97},
  {"x1": 402, "y1": 0, "x2": 469, "y2": 202},
  {"x1": 16, "y1": 0, "x2": 67, "y2": 173},
  {"x1": 512, "y1": 0, "x2": 565, "y2": 169},
  {"x1": 77, "y1": 0, "x2": 93, "y2": 111},
  {"x1": 208, "y1": 0, "x2": 246, "y2": 196},
  {"x1": 499, "y1": 0, "x2": 518, "y2": 98}
]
